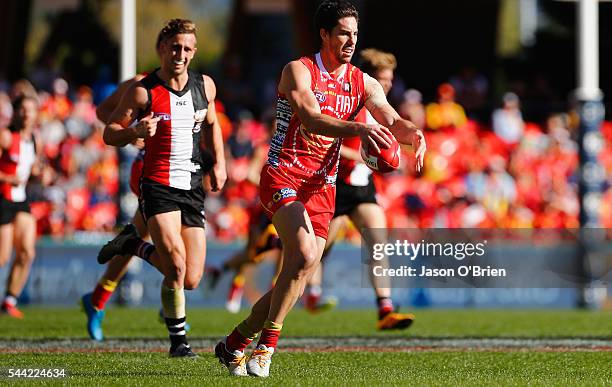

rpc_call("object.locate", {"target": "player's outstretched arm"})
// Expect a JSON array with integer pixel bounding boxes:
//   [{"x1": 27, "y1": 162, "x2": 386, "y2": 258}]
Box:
[
  {"x1": 364, "y1": 74, "x2": 426, "y2": 171},
  {"x1": 96, "y1": 75, "x2": 145, "y2": 124},
  {"x1": 201, "y1": 74, "x2": 227, "y2": 192},
  {"x1": 279, "y1": 61, "x2": 392, "y2": 153},
  {"x1": 103, "y1": 83, "x2": 157, "y2": 147}
]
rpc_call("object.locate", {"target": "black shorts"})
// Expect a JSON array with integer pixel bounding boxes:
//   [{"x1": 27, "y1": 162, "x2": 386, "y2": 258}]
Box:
[
  {"x1": 333, "y1": 176, "x2": 378, "y2": 218},
  {"x1": 0, "y1": 197, "x2": 30, "y2": 225},
  {"x1": 139, "y1": 178, "x2": 206, "y2": 228}
]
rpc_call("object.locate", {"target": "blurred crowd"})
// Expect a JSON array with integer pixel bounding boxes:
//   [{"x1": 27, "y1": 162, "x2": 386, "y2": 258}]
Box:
[{"x1": 1, "y1": 71, "x2": 611, "y2": 242}]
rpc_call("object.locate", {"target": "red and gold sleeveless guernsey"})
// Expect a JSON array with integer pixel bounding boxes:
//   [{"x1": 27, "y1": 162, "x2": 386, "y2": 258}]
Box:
[
  {"x1": 0, "y1": 131, "x2": 36, "y2": 202},
  {"x1": 139, "y1": 70, "x2": 208, "y2": 190},
  {"x1": 260, "y1": 53, "x2": 365, "y2": 239}
]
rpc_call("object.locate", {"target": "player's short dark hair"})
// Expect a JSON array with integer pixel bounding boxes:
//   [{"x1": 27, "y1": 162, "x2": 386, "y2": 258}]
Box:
[
  {"x1": 156, "y1": 19, "x2": 197, "y2": 49},
  {"x1": 314, "y1": 0, "x2": 359, "y2": 41}
]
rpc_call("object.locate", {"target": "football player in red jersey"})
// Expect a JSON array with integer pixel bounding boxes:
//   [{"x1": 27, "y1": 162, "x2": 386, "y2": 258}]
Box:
[
  {"x1": 215, "y1": 0, "x2": 425, "y2": 377},
  {"x1": 0, "y1": 95, "x2": 50, "y2": 319},
  {"x1": 305, "y1": 49, "x2": 415, "y2": 330},
  {"x1": 97, "y1": 19, "x2": 226, "y2": 358}
]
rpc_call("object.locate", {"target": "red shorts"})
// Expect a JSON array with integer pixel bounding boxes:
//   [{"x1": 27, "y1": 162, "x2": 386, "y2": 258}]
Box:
[
  {"x1": 129, "y1": 157, "x2": 144, "y2": 197},
  {"x1": 259, "y1": 165, "x2": 335, "y2": 240}
]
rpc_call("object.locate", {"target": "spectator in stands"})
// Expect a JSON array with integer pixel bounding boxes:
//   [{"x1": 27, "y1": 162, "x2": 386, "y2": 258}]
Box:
[
  {"x1": 449, "y1": 66, "x2": 489, "y2": 120},
  {"x1": 425, "y1": 83, "x2": 467, "y2": 130},
  {"x1": 492, "y1": 92, "x2": 524, "y2": 145},
  {"x1": 40, "y1": 78, "x2": 72, "y2": 122},
  {"x1": 227, "y1": 110, "x2": 256, "y2": 159}
]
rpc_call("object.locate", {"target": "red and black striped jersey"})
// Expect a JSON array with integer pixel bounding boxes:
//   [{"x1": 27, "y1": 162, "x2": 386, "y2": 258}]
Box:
[
  {"x1": 0, "y1": 131, "x2": 36, "y2": 202},
  {"x1": 139, "y1": 70, "x2": 209, "y2": 190}
]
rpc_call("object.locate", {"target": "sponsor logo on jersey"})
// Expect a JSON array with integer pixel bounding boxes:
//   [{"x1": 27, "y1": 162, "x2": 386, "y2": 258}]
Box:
[
  {"x1": 343, "y1": 82, "x2": 351, "y2": 92},
  {"x1": 314, "y1": 90, "x2": 326, "y2": 103},
  {"x1": 153, "y1": 112, "x2": 171, "y2": 121},
  {"x1": 193, "y1": 108, "x2": 207, "y2": 123},
  {"x1": 272, "y1": 187, "x2": 297, "y2": 203}
]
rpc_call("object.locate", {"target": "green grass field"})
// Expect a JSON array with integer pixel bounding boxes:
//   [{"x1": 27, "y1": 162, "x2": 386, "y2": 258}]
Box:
[{"x1": 0, "y1": 308, "x2": 610, "y2": 385}]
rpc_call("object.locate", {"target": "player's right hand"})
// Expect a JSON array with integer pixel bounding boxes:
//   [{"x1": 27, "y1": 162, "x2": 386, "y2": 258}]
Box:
[
  {"x1": 135, "y1": 111, "x2": 160, "y2": 138},
  {"x1": 131, "y1": 137, "x2": 146, "y2": 149},
  {"x1": 359, "y1": 123, "x2": 392, "y2": 154}
]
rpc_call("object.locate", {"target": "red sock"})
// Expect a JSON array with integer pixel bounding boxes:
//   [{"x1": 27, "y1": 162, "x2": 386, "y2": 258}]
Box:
[
  {"x1": 377, "y1": 297, "x2": 394, "y2": 319},
  {"x1": 257, "y1": 320, "x2": 282, "y2": 348},
  {"x1": 226, "y1": 327, "x2": 254, "y2": 352},
  {"x1": 91, "y1": 279, "x2": 118, "y2": 310}
]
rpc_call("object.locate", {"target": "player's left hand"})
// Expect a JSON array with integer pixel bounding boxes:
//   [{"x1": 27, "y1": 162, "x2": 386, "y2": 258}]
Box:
[
  {"x1": 410, "y1": 129, "x2": 426, "y2": 172},
  {"x1": 209, "y1": 163, "x2": 227, "y2": 192}
]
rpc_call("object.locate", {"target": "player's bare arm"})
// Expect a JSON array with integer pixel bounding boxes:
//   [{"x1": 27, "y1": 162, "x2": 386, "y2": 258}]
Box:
[
  {"x1": 246, "y1": 145, "x2": 269, "y2": 186},
  {"x1": 96, "y1": 75, "x2": 146, "y2": 124},
  {"x1": 0, "y1": 127, "x2": 11, "y2": 150},
  {"x1": 0, "y1": 128, "x2": 20, "y2": 185},
  {"x1": 364, "y1": 74, "x2": 426, "y2": 171},
  {"x1": 280, "y1": 60, "x2": 392, "y2": 152},
  {"x1": 29, "y1": 133, "x2": 54, "y2": 186},
  {"x1": 103, "y1": 83, "x2": 159, "y2": 147},
  {"x1": 339, "y1": 145, "x2": 362, "y2": 162},
  {"x1": 200, "y1": 74, "x2": 227, "y2": 192}
]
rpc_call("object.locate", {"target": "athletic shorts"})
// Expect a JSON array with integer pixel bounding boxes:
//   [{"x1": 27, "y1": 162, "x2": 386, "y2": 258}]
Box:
[
  {"x1": 259, "y1": 165, "x2": 335, "y2": 240},
  {"x1": 333, "y1": 176, "x2": 377, "y2": 218},
  {"x1": 0, "y1": 197, "x2": 30, "y2": 225},
  {"x1": 129, "y1": 156, "x2": 144, "y2": 197},
  {"x1": 139, "y1": 178, "x2": 206, "y2": 228}
]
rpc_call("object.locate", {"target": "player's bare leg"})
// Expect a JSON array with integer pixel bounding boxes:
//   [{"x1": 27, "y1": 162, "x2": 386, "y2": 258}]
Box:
[
  {"x1": 218, "y1": 201, "x2": 325, "y2": 377},
  {"x1": 181, "y1": 226, "x2": 206, "y2": 290},
  {"x1": 82, "y1": 209, "x2": 150, "y2": 341},
  {"x1": 304, "y1": 216, "x2": 346, "y2": 312},
  {"x1": 1, "y1": 213, "x2": 35, "y2": 319},
  {"x1": 146, "y1": 211, "x2": 196, "y2": 357},
  {"x1": 350, "y1": 203, "x2": 414, "y2": 330},
  {"x1": 0, "y1": 223, "x2": 13, "y2": 267}
]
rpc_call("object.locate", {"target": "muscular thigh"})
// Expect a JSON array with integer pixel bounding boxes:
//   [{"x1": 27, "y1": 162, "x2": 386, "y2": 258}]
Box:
[
  {"x1": 350, "y1": 203, "x2": 388, "y2": 245},
  {"x1": 147, "y1": 210, "x2": 185, "y2": 261},
  {"x1": 272, "y1": 201, "x2": 316, "y2": 252}
]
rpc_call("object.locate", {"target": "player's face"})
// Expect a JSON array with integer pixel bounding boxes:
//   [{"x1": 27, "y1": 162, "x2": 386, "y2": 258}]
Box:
[
  {"x1": 159, "y1": 33, "x2": 197, "y2": 76},
  {"x1": 375, "y1": 69, "x2": 394, "y2": 96},
  {"x1": 16, "y1": 99, "x2": 38, "y2": 129},
  {"x1": 323, "y1": 17, "x2": 358, "y2": 64}
]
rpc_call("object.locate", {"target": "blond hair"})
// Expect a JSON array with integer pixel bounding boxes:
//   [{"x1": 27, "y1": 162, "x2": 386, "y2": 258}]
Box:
[
  {"x1": 358, "y1": 48, "x2": 397, "y2": 76},
  {"x1": 156, "y1": 19, "x2": 197, "y2": 49}
]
